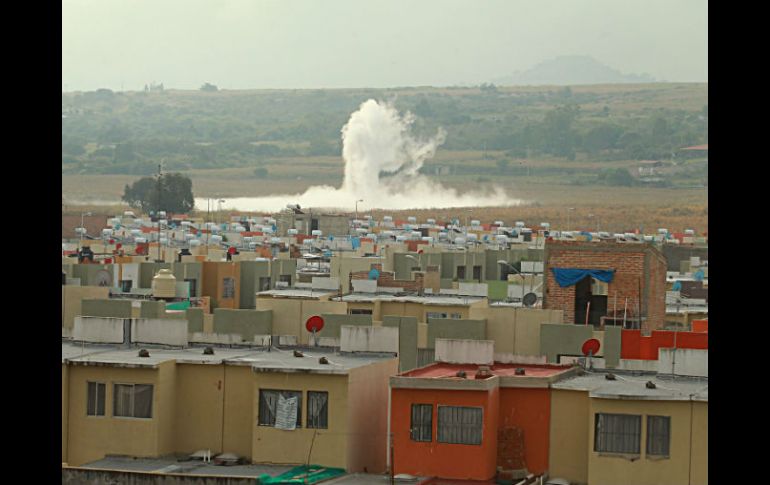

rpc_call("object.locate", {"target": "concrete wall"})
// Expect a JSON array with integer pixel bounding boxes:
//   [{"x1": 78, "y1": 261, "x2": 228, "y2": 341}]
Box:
[
  {"x1": 212, "y1": 309, "x2": 273, "y2": 342},
  {"x1": 690, "y1": 402, "x2": 708, "y2": 485},
  {"x1": 173, "y1": 363, "x2": 225, "y2": 455},
  {"x1": 435, "y1": 338, "x2": 494, "y2": 364},
  {"x1": 81, "y1": 299, "x2": 133, "y2": 319},
  {"x1": 540, "y1": 324, "x2": 596, "y2": 363},
  {"x1": 172, "y1": 262, "x2": 202, "y2": 297},
  {"x1": 658, "y1": 348, "x2": 708, "y2": 377},
  {"x1": 587, "y1": 399, "x2": 702, "y2": 485},
  {"x1": 549, "y1": 389, "x2": 589, "y2": 484},
  {"x1": 255, "y1": 298, "x2": 347, "y2": 345},
  {"x1": 603, "y1": 326, "x2": 622, "y2": 367},
  {"x1": 186, "y1": 308, "x2": 205, "y2": 334},
  {"x1": 251, "y1": 372, "x2": 350, "y2": 469},
  {"x1": 332, "y1": 257, "x2": 382, "y2": 293},
  {"x1": 62, "y1": 286, "x2": 111, "y2": 330},
  {"x1": 238, "y1": 261, "x2": 271, "y2": 310},
  {"x1": 383, "y1": 316, "x2": 419, "y2": 372},
  {"x1": 140, "y1": 262, "x2": 171, "y2": 289},
  {"x1": 346, "y1": 359, "x2": 399, "y2": 473},
  {"x1": 341, "y1": 325, "x2": 399, "y2": 353},
  {"x1": 73, "y1": 316, "x2": 126, "y2": 343},
  {"x1": 318, "y1": 313, "x2": 373, "y2": 338},
  {"x1": 66, "y1": 365, "x2": 161, "y2": 465},
  {"x1": 426, "y1": 318, "x2": 486, "y2": 349},
  {"x1": 132, "y1": 318, "x2": 188, "y2": 346},
  {"x1": 222, "y1": 366, "x2": 256, "y2": 458},
  {"x1": 73, "y1": 264, "x2": 114, "y2": 287}
]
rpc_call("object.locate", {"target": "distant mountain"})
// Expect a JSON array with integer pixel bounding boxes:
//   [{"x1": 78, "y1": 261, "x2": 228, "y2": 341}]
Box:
[{"x1": 491, "y1": 55, "x2": 656, "y2": 86}]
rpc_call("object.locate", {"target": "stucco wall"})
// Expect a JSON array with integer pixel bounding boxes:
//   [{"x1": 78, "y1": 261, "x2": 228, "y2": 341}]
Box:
[
  {"x1": 81, "y1": 298, "x2": 132, "y2": 319},
  {"x1": 341, "y1": 326, "x2": 399, "y2": 353},
  {"x1": 62, "y1": 286, "x2": 111, "y2": 330},
  {"x1": 690, "y1": 402, "x2": 708, "y2": 485},
  {"x1": 212, "y1": 309, "x2": 273, "y2": 342},
  {"x1": 549, "y1": 389, "x2": 589, "y2": 484},
  {"x1": 174, "y1": 363, "x2": 225, "y2": 454},
  {"x1": 540, "y1": 324, "x2": 595, "y2": 363},
  {"x1": 426, "y1": 318, "x2": 486, "y2": 349},
  {"x1": 132, "y1": 318, "x2": 188, "y2": 347},
  {"x1": 383, "y1": 316, "x2": 419, "y2": 372},
  {"x1": 73, "y1": 316, "x2": 126, "y2": 344}
]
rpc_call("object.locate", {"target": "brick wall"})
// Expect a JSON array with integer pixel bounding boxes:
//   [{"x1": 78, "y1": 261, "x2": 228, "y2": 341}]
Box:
[
  {"x1": 350, "y1": 264, "x2": 425, "y2": 293},
  {"x1": 543, "y1": 241, "x2": 667, "y2": 333}
]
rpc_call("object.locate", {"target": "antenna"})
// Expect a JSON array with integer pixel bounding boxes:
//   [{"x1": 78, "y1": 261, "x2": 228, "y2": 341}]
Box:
[
  {"x1": 581, "y1": 338, "x2": 601, "y2": 370},
  {"x1": 305, "y1": 315, "x2": 325, "y2": 347}
]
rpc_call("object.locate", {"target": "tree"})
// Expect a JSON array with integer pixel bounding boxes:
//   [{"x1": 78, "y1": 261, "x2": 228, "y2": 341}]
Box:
[
  {"x1": 200, "y1": 83, "x2": 218, "y2": 92},
  {"x1": 253, "y1": 167, "x2": 268, "y2": 178},
  {"x1": 122, "y1": 172, "x2": 194, "y2": 214},
  {"x1": 496, "y1": 158, "x2": 509, "y2": 174}
]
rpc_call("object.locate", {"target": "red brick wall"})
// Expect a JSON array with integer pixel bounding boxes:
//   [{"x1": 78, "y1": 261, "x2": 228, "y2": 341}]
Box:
[
  {"x1": 350, "y1": 264, "x2": 425, "y2": 293},
  {"x1": 544, "y1": 241, "x2": 667, "y2": 332}
]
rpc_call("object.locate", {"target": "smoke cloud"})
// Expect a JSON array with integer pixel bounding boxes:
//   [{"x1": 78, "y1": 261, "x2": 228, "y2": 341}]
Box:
[{"x1": 196, "y1": 99, "x2": 521, "y2": 211}]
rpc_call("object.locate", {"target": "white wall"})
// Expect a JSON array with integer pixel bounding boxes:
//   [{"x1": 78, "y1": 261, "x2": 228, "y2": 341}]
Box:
[
  {"x1": 341, "y1": 326, "x2": 399, "y2": 353},
  {"x1": 131, "y1": 318, "x2": 188, "y2": 346},
  {"x1": 73, "y1": 316, "x2": 125, "y2": 343},
  {"x1": 659, "y1": 348, "x2": 708, "y2": 377},
  {"x1": 435, "y1": 338, "x2": 494, "y2": 365}
]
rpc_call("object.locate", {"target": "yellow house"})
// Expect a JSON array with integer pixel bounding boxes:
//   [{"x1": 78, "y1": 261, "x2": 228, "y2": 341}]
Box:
[
  {"x1": 548, "y1": 372, "x2": 708, "y2": 485},
  {"x1": 61, "y1": 342, "x2": 397, "y2": 472}
]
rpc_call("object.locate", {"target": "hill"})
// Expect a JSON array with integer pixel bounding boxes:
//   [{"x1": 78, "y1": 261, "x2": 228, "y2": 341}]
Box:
[{"x1": 491, "y1": 56, "x2": 656, "y2": 86}]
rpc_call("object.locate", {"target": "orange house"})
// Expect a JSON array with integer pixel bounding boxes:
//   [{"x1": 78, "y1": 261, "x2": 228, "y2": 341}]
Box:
[{"x1": 390, "y1": 363, "x2": 576, "y2": 481}]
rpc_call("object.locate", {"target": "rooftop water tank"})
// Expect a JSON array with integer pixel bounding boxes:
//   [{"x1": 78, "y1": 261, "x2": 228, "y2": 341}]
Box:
[
  {"x1": 515, "y1": 221, "x2": 525, "y2": 228},
  {"x1": 311, "y1": 230, "x2": 323, "y2": 236},
  {"x1": 408, "y1": 216, "x2": 417, "y2": 223},
  {"x1": 471, "y1": 219, "x2": 480, "y2": 226},
  {"x1": 427, "y1": 218, "x2": 436, "y2": 225},
  {"x1": 210, "y1": 234, "x2": 223, "y2": 244},
  {"x1": 287, "y1": 228, "x2": 299, "y2": 235},
  {"x1": 152, "y1": 269, "x2": 177, "y2": 299}
]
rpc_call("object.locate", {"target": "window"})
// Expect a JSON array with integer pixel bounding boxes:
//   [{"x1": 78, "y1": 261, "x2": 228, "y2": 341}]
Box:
[
  {"x1": 279, "y1": 274, "x2": 292, "y2": 284},
  {"x1": 646, "y1": 416, "x2": 671, "y2": 457},
  {"x1": 594, "y1": 413, "x2": 641, "y2": 454},
  {"x1": 450, "y1": 313, "x2": 463, "y2": 319},
  {"x1": 119, "y1": 280, "x2": 133, "y2": 293},
  {"x1": 472, "y1": 265, "x2": 482, "y2": 281},
  {"x1": 410, "y1": 404, "x2": 432, "y2": 442},
  {"x1": 259, "y1": 276, "x2": 272, "y2": 291},
  {"x1": 456, "y1": 266, "x2": 466, "y2": 280},
  {"x1": 87, "y1": 382, "x2": 105, "y2": 416},
  {"x1": 259, "y1": 390, "x2": 302, "y2": 427},
  {"x1": 349, "y1": 308, "x2": 373, "y2": 315},
  {"x1": 426, "y1": 312, "x2": 448, "y2": 319},
  {"x1": 437, "y1": 406, "x2": 483, "y2": 445},
  {"x1": 222, "y1": 277, "x2": 235, "y2": 298},
  {"x1": 307, "y1": 391, "x2": 328, "y2": 429},
  {"x1": 184, "y1": 278, "x2": 197, "y2": 297},
  {"x1": 113, "y1": 384, "x2": 153, "y2": 418}
]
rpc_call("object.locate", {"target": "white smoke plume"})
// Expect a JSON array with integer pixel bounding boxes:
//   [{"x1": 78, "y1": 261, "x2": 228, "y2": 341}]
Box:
[{"x1": 196, "y1": 99, "x2": 521, "y2": 211}]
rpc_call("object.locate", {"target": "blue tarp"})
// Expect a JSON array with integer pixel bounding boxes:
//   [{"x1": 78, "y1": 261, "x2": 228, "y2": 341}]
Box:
[
  {"x1": 551, "y1": 268, "x2": 615, "y2": 287},
  {"x1": 351, "y1": 237, "x2": 361, "y2": 249}
]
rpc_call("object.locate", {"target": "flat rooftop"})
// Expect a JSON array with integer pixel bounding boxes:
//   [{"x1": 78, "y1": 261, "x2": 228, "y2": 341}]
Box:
[
  {"x1": 79, "y1": 456, "x2": 292, "y2": 478},
  {"x1": 553, "y1": 371, "x2": 708, "y2": 401},
  {"x1": 62, "y1": 342, "x2": 395, "y2": 374},
  {"x1": 402, "y1": 362, "x2": 574, "y2": 379},
  {"x1": 257, "y1": 289, "x2": 337, "y2": 299},
  {"x1": 336, "y1": 293, "x2": 485, "y2": 306}
]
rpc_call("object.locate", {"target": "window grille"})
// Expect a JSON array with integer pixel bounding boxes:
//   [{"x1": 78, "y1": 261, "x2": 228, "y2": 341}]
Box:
[
  {"x1": 646, "y1": 416, "x2": 671, "y2": 456},
  {"x1": 307, "y1": 392, "x2": 328, "y2": 429},
  {"x1": 437, "y1": 406, "x2": 483, "y2": 445},
  {"x1": 259, "y1": 389, "x2": 302, "y2": 427},
  {"x1": 410, "y1": 404, "x2": 432, "y2": 442},
  {"x1": 594, "y1": 413, "x2": 641, "y2": 454}
]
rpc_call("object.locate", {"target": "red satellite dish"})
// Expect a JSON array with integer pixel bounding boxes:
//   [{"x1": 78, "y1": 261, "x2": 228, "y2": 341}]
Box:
[
  {"x1": 582, "y1": 338, "x2": 601, "y2": 356},
  {"x1": 306, "y1": 316, "x2": 325, "y2": 333}
]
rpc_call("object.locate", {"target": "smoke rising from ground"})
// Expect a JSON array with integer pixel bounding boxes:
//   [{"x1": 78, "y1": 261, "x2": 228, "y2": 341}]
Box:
[{"x1": 196, "y1": 99, "x2": 520, "y2": 212}]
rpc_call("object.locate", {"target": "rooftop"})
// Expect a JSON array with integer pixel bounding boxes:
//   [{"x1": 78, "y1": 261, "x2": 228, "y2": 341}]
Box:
[
  {"x1": 336, "y1": 293, "x2": 486, "y2": 306},
  {"x1": 62, "y1": 342, "x2": 395, "y2": 374},
  {"x1": 553, "y1": 371, "x2": 708, "y2": 401},
  {"x1": 79, "y1": 456, "x2": 293, "y2": 479},
  {"x1": 402, "y1": 362, "x2": 573, "y2": 379}
]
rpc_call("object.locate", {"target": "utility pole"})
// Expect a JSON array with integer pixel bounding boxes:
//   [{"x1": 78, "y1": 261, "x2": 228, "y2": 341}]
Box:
[{"x1": 157, "y1": 162, "x2": 163, "y2": 262}]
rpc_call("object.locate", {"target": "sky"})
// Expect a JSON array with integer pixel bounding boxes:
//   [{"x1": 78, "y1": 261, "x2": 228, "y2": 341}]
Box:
[{"x1": 62, "y1": 0, "x2": 708, "y2": 92}]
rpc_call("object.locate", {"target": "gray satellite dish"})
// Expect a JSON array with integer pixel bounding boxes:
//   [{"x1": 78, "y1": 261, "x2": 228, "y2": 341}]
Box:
[{"x1": 522, "y1": 292, "x2": 538, "y2": 307}]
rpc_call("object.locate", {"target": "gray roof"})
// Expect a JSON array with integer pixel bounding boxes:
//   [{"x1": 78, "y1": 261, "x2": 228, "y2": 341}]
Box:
[
  {"x1": 62, "y1": 342, "x2": 395, "y2": 374},
  {"x1": 337, "y1": 293, "x2": 485, "y2": 306},
  {"x1": 553, "y1": 371, "x2": 708, "y2": 402},
  {"x1": 257, "y1": 289, "x2": 336, "y2": 299},
  {"x1": 81, "y1": 456, "x2": 293, "y2": 478}
]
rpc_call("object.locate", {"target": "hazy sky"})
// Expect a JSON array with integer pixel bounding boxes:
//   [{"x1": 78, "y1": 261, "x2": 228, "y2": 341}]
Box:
[{"x1": 62, "y1": 0, "x2": 707, "y2": 91}]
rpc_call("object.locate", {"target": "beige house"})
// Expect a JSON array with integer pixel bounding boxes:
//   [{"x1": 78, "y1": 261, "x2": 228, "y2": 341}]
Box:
[{"x1": 62, "y1": 342, "x2": 397, "y2": 472}]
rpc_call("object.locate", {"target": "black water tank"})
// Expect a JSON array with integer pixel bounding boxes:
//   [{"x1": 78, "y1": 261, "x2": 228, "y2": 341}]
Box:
[
  {"x1": 78, "y1": 246, "x2": 94, "y2": 263},
  {"x1": 178, "y1": 248, "x2": 192, "y2": 262}
]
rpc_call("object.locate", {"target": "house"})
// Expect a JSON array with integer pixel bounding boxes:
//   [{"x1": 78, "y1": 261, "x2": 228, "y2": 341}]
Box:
[
  {"x1": 389, "y1": 352, "x2": 576, "y2": 481},
  {"x1": 543, "y1": 241, "x2": 667, "y2": 333},
  {"x1": 549, "y1": 371, "x2": 708, "y2": 485},
  {"x1": 62, "y1": 337, "x2": 397, "y2": 472}
]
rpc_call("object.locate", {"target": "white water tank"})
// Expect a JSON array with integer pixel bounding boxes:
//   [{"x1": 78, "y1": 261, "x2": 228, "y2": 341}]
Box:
[
  {"x1": 287, "y1": 228, "x2": 299, "y2": 235},
  {"x1": 152, "y1": 269, "x2": 177, "y2": 298}
]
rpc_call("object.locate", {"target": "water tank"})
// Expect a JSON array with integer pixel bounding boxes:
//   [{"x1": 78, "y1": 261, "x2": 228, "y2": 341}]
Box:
[
  {"x1": 422, "y1": 237, "x2": 434, "y2": 244},
  {"x1": 185, "y1": 233, "x2": 195, "y2": 241},
  {"x1": 685, "y1": 229, "x2": 695, "y2": 235},
  {"x1": 311, "y1": 230, "x2": 323, "y2": 237},
  {"x1": 427, "y1": 218, "x2": 436, "y2": 225},
  {"x1": 134, "y1": 237, "x2": 147, "y2": 244},
  {"x1": 411, "y1": 231, "x2": 422, "y2": 238},
  {"x1": 471, "y1": 219, "x2": 480, "y2": 226},
  {"x1": 454, "y1": 237, "x2": 466, "y2": 245},
  {"x1": 287, "y1": 228, "x2": 299, "y2": 235},
  {"x1": 210, "y1": 234, "x2": 223, "y2": 244},
  {"x1": 189, "y1": 239, "x2": 201, "y2": 247},
  {"x1": 515, "y1": 221, "x2": 525, "y2": 228},
  {"x1": 123, "y1": 211, "x2": 135, "y2": 217},
  {"x1": 152, "y1": 269, "x2": 176, "y2": 298},
  {"x1": 466, "y1": 233, "x2": 478, "y2": 241},
  {"x1": 130, "y1": 229, "x2": 142, "y2": 237},
  {"x1": 396, "y1": 235, "x2": 408, "y2": 242},
  {"x1": 383, "y1": 216, "x2": 393, "y2": 222},
  {"x1": 657, "y1": 228, "x2": 668, "y2": 234},
  {"x1": 541, "y1": 222, "x2": 550, "y2": 229},
  {"x1": 407, "y1": 216, "x2": 417, "y2": 223},
  {"x1": 101, "y1": 228, "x2": 113, "y2": 237},
  {"x1": 270, "y1": 237, "x2": 282, "y2": 244}
]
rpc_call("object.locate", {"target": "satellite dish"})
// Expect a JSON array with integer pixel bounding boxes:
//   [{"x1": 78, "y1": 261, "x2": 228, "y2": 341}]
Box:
[
  {"x1": 581, "y1": 338, "x2": 601, "y2": 356},
  {"x1": 95, "y1": 270, "x2": 112, "y2": 287},
  {"x1": 306, "y1": 315, "x2": 325, "y2": 333},
  {"x1": 522, "y1": 292, "x2": 538, "y2": 307}
]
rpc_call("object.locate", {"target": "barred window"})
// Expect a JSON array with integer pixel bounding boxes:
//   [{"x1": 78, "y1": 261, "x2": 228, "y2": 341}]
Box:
[
  {"x1": 307, "y1": 391, "x2": 328, "y2": 429},
  {"x1": 113, "y1": 384, "x2": 153, "y2": 418},
  {"x1": 259, "y1": 390, "x2": 302, "y2": 427},
  {"x1": 594, "y1": 413, "x2": 641, "y2": 454},
  {"x1": 410, "y1": 404, "x2": 432, "y2": 442},
  {"x1": 349, "y1": 309, "x2": 373, "y2": 315},
  {"x1": 426, "y1": 312, "x2": 448, "y2": 319},
  {"x1": 87, "y1": 382, "x2": 105, "y2": 416},
  {"x1": 646, "y1": 416, "x2": 671, "y2": 457},
  {"x1": 437, "y1": 406, "x2": 482, "y2": 445}
]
